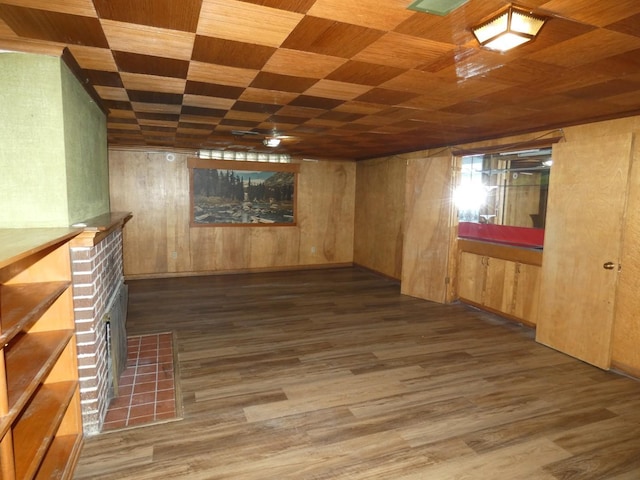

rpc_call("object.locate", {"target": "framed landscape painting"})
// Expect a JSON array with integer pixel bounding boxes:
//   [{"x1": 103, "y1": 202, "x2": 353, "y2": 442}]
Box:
[{"x1": 188, "y1": 158, "x2": 299, "y2": 226}]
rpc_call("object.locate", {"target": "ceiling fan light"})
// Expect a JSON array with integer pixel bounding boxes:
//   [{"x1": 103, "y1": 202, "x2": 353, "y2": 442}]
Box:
[
  {"x1": 263, "y1": 137, "x2": 281, "y2": 148},
  {"x1": 472, "y1": 5, "x2": 546, "y2": 52}
]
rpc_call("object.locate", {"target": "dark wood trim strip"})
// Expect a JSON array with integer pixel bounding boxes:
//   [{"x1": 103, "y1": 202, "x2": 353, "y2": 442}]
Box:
[
  {"x1": 457, "y1": 238, "x2": 543, "y2": 266},
  {"x1": 61, "y1": 47, "x2": 109, "y2": 116},
  {"x1": 124, "y1": 262, "x2": 354, "y2": 280}
]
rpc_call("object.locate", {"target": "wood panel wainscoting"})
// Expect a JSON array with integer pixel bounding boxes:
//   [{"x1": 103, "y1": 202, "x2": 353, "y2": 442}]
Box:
[
  {"x1": 354, "y1": 155, "x2": 406, "y2": 280},
  {"x1": 74, "y1": 267, "x2": 640, "y2": 479},
  {"x1": 108, "y1": 150, "x2": 356, "y2": 278}
]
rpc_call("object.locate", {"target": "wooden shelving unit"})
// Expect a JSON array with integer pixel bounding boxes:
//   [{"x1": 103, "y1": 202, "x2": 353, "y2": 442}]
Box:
[{"x1": 0, "y1": 228, "x2": 83, "y2": 480}]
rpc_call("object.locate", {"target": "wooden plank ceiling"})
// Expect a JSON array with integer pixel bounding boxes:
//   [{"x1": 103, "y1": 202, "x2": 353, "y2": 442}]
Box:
[{"x1": 1, "y1": 0, "x2": 639, "y2": 160}]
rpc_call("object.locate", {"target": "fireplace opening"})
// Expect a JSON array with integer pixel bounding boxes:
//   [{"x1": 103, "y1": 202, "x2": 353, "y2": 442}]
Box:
[{"x1": 103, "y1": 282, "x2": 128, "y2": 398}]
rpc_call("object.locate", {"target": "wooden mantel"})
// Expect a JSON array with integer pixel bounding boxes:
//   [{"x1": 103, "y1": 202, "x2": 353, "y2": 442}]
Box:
[{"x1": 70, "y1": 212, "x2": 132, "y2": 247}]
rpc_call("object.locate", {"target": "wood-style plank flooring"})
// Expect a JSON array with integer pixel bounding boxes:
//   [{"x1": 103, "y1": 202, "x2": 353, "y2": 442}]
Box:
[{"x1": 74, "y1": 267, "x2": 640, "y2": 479}]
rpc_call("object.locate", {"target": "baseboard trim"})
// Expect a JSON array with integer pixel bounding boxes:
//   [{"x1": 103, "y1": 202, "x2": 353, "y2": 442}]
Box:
[
  {"x1": 352, "y1": 263, "x2": 401, "y2": 283},
  {"x1": 611, "y1": 360, "x2": 640, "y2": 381}
]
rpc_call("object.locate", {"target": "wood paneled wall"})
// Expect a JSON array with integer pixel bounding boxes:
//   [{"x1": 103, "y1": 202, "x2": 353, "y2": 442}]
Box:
[
  {"x1": 401, "y1": 151, "x2": 457, "y2": 303},
  {"x1": 108, "y1": 116, "x2": 640, "y2": 377},
  {"x1": 108, "y1": 151, "x2": 355, "y2": 277},
  {"x1": 353, "y1": 155, "x2": 406, "y2": 279}
]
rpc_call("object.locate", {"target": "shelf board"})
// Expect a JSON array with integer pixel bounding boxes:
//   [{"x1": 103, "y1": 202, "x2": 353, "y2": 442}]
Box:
[
  {"x1": 0, "y1": 282, "x2": 70, "y2": 346},
  {"x1": 0, "y1": 230, "x2": 82, "y2": 480},
  {"x1": 0, "y1": 229, "x2": 80, "y2": 272},
  {"x1": 12, "y1": 381, "x2": 77, "y2": 480},
  {"x1": 4, "y1": 330, "x2": 73, "y2": 425},
  {"x1": 35, "y1": 434, "x2": 83, "y2": 480}
]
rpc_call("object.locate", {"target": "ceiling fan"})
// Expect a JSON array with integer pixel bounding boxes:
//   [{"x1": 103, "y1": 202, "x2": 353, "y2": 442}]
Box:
[{"x1": 231, "y1": 129, "x2": 297, "y2": 148}]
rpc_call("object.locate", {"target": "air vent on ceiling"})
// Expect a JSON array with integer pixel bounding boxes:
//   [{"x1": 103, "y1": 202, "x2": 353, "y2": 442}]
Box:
[
  {"x1": 231, "y1": 130, "x2": 259, "y2": 136},
  {"x1": 407, "y1": 0, "x2": 470, "y2": 16}
]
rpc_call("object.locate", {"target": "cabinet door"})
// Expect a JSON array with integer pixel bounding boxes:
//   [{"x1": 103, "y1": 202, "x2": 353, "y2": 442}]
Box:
[
  {"x1": 512, "y1": 262, "x2": 540, "y2": 325},
  {"x1": 483, "y1": 257, "x2": 514, "y2": 313},
  {"x1": 457, "y1": 252, "x2": 485, "y2": 304},
  {"x1": 536, "y1": 134, "x2": 633, "y2": 369}
]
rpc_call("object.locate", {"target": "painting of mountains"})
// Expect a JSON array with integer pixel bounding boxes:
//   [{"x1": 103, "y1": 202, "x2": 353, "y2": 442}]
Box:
[{"x1": 192, "y1": 167, "x2": 295, "y2": 225}]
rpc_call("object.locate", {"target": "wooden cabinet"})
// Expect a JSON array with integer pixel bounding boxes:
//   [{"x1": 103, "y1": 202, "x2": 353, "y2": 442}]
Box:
[
  {"x1": 481, "y1": 255, "x2": 513, "y2": 314},
  {"x1": 457, "y1": 240, "x2": 541, "y2": 326},
  {"x1": 0, "y1": 228, "x2": 83, "y2": 480},
  {"x1": 457, "y1": 252, "x2": 486, "y2": 305},
  {"x1": 511, "y1": 262, "x2": 540, "y2": 324}
]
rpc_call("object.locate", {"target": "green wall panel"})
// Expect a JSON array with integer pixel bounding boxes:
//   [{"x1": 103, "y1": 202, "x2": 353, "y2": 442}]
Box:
[
  {"x1": 0, "y1": 52, "x2": 108, "y2": 228},
  {"x1": 0, "y1": 53, "x2": 68, "y2": 227},
  {"x1": 61, "y1": 58, "x2": 110, "y2": 224}
]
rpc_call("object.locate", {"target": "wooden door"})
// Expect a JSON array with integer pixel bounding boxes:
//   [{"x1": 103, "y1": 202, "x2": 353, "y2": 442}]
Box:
[
  {"x1": 457, "y1": 252, "x2": 485, "y2": 304},
  {"x1": 536, "y1": 134, "x2": 633, "y2": 369},
  {"x1": 611, "y1": 134, "x2": 640, "y2": 375},
  {"x1": 401, "y1": 155, "x2": 456, "y2": 303}
]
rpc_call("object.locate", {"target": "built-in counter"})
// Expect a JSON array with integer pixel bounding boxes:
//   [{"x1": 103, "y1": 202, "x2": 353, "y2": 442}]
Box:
[{"x1": 457, "y1": 238, "x2": 542, "y2": 326}]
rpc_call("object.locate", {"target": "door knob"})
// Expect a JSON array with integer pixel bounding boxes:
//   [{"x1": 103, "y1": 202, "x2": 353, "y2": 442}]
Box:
[{"x1": 603, "y1": 262, "x2": 616, "y2": 270}]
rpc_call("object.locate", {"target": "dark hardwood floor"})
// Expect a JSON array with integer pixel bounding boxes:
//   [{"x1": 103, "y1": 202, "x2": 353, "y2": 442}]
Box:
[{"x1": 74, "y1": 267, "x2": 640, "y2": 479}]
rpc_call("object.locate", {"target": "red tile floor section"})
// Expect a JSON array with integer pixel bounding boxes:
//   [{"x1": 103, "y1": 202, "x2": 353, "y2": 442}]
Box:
[{"x1": 102, "y1": 332, "x2": 179, "y2": 431}]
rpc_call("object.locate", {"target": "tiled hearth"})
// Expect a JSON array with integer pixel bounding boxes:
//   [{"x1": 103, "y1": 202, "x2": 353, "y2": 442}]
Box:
[{"x1": 102, "y1": 332, "x2": 178, "y2": 431}]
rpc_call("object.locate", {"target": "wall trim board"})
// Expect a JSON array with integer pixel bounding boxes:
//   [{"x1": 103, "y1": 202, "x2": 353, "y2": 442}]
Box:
[
  {"x1": 61, "y1": 47, "x2": 108, "y2": 116},
  {"x1": 452, "y1": 135, "x2": 563, "y2": 156},
  {"x1": 123, "y1": 262, "x2": 354, "y2": 280}
]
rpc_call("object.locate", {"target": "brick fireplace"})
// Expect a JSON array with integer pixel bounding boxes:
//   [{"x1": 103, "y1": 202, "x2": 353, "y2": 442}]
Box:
[{"x1": 69, "y1": 212, "x2": 131, "y2": 435}]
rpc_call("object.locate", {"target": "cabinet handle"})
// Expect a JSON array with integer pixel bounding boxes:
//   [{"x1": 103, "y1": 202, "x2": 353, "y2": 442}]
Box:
[{"x1": 603, "y1": 261, "x2": 616, "y2": 270}]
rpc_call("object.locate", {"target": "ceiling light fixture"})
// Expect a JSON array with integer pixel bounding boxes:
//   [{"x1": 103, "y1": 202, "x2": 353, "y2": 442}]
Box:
[
  {"x1": 472, "y1": 5, "x2": 547, "y2": 52},
  {"x1": 263, "y1": 137, "x2": 281, "y2": 148}
]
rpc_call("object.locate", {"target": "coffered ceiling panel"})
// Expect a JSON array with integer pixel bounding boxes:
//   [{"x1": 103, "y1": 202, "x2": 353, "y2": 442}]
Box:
[
  {"x1": 101, "y1": 20, "x2": 195, "y2": 60},
  {"x1": 539, "y1": 0, "x2": 640, "y2": 27},
  {"x1": 0, "y1": 0, "x2": 639, "y2": 160},
  {"x1": 306, "y1": 0, "x2": 413, "y2": 30},
  {"x1": 0, "y1": 5, "x2": 107, "y2": 46},
  {"x1": 262, "y1": 48, "x2": 345, "y2": 78},
  {"x1": 0, "y1": 0, "x2": 97, "y2": 17},
  {"x1": 198, "y1": 0, "x2": 302, "y2": 46},
  {"x1": 93, "y1": 0, "x2": 201, "y2": 32}
]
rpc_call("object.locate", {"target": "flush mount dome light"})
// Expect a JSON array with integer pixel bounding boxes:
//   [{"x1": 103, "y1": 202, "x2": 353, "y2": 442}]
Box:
[
  {"x1": 472, "y1": 5, "x2": 547, "y2": 52},
  {"x1": 263, "y1": 137, "x2": 281, "y2": 148}
]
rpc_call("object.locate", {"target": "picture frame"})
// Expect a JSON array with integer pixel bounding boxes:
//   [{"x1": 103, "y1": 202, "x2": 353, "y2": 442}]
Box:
[{"x1": 188, "y1": 158, "x2": 299, "y2": 227}]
